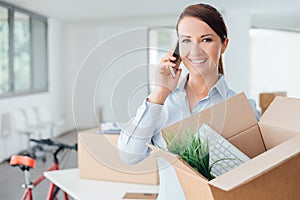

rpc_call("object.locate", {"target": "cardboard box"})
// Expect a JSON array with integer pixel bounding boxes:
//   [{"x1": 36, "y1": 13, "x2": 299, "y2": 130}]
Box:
[
  {"x1": 259, "y1": 92, "x2": 286, "y2": 115},
  {"x1": 78, "y1": 130, "x2": 159, "y2": 185},
  {"x1": 155, "y1": 93, "x2": 300, "y2": 200}
]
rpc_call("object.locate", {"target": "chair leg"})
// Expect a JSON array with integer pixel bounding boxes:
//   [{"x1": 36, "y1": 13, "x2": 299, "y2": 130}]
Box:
[{"x1": 25, "y1": 132, "x2": 31, "y2": 150}]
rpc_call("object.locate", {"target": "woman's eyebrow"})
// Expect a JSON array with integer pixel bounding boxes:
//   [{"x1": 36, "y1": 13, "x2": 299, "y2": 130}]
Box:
[
  {"x1": 179, "y1": 34, "x2": 214, "y2": 38},
  {"x1": 201, "y1": 34, "x2": 214, "y2": 38},
  {"x1": 179, "y1": 35, "x2": 191, "y2": 38}
]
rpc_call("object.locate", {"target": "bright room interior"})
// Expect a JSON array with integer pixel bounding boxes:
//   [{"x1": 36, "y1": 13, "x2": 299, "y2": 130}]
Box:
[{"x1": 1, "y1": 0, "x2": 300, "y2": 199}]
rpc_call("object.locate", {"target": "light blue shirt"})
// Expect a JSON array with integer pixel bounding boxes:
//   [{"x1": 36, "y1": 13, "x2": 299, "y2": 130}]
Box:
[{"x1": 118, "y1": 74, "x2": 260, "y2": 164}]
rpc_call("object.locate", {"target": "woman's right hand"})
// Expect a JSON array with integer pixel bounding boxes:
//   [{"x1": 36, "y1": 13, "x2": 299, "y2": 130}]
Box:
[{"x1": 148, "y1": 51, "x2": 182, "y2": 105}]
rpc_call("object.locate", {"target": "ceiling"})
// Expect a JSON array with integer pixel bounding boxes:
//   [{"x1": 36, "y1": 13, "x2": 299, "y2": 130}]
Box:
[{"x1": 2, "y1": 0, "x2": 300, "y2": 26}]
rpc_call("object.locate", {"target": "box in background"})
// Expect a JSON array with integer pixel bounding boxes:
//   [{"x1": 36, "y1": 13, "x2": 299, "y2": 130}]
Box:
[
  {"x1": 78, "y1": 130, "x2": 159, "y2": 185},
  {"x1": 259, "y1": 91, "x2": 287, "y2": 115}
]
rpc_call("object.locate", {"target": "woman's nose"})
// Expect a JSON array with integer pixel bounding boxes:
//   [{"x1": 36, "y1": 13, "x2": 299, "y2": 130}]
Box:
[
  {"x1": 190, "y1": 41, "x2": 206, "y2": 54},
  {"x1": 180, "y1": 41, "x2": 206, "y2": 57}
]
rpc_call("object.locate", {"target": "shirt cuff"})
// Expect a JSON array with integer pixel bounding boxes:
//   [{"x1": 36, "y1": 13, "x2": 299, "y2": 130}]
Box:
[{"x1": 133, "y1": 98, "x2": 164, "y2": 128}]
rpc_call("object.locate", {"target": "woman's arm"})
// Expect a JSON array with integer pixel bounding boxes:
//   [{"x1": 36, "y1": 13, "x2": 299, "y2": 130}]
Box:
[
  {"x1": 248, "y1": 98, "x2": 261, "y2": 121},
  {"x1": 118, "y1": 99, "x2": 167, "y2": 164}
]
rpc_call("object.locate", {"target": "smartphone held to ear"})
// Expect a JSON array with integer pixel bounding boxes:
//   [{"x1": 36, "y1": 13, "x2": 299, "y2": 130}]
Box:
[{"x1": 168, "y1": 42, "x2": 181, "y2": 78}]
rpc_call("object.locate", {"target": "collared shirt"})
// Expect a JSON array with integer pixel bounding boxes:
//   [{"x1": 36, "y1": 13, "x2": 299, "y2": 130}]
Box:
[{"x1": 118, "y1": 74, "x2": 260, "y2": 164}]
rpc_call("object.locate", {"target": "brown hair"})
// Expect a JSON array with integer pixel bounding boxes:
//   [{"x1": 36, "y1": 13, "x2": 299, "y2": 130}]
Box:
[{"x1": 176, "y1": 4, "x2": 227, "y2": 75}]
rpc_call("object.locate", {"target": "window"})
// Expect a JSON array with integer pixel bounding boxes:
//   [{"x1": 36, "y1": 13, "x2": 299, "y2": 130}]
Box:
[
  {"x1": 0, "y1": 2, "x2": 48, "y2": 97},
  {"x1": 14, "y1": 12, "x2": 31, "y2": 92},
  {"x1": 0, "y1": 7, "x2": 9, "y2": 93}
]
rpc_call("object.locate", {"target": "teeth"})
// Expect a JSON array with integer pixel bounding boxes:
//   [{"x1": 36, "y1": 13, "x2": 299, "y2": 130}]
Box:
[{"x1": 190, "y1": 58, "x2": 206, "y2": 64}]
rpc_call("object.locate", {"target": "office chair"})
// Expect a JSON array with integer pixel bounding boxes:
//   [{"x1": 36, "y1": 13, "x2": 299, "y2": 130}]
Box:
[
  {"x1": 14, "y1": 108, "x2": 48, "y2": 162},
  {"x1": 34, "y1": 105, "x2": 64, "y2": 138}
]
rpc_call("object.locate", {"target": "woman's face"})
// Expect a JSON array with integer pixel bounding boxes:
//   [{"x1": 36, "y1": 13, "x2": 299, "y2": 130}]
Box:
[{"x1": 177, "y1": 16, "x2": 228, "y2": 76}]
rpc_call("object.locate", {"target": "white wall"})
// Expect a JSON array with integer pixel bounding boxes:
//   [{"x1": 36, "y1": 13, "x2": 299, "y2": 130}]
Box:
[
  {"x1": 48, "y1": 19, "x2": 70, "y2": 134},
  {"x1": 249, "y1": 29, "x2": 300, "y2": 103},
  {"x1": 224, "y1": 9, "x2": 251, "y2": 96},
  {"x1": 61, "y1": 24, "x2": 104, "y2": 131},
  {"x1": 66, "y1": 15, "x2": 179, "y2": 129}
]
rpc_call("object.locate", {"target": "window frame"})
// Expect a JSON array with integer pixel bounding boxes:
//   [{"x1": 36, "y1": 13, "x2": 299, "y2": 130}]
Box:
[{"x1": 0, "y1": 1, "x2": 48, "y2": 98}]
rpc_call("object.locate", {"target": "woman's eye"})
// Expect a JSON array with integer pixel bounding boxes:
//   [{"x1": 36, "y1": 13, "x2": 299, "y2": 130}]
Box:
[
  {"x1": 202, "y1": 38, "x2": 212, "y2": 42},
  {"x1": 181, "y1": 39, "x2": 191, "y2": 43}
]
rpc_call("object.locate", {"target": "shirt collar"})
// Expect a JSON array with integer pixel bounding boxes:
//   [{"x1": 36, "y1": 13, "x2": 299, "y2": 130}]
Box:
[
  {"x1": 176, "y1": 73, "x2": 228, "y2": 100},
  {"x1": 209, "y1": 74, "x2": 228, "y2": 100},
  {"x1": 177, "y1": 74, "x2": 189, "y2": 91}
]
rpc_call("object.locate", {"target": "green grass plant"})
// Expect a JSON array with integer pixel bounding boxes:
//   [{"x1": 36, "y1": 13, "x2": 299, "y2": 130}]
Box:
[{"x1": 165, "y1": 129, "x2": 231, "y2": 181}]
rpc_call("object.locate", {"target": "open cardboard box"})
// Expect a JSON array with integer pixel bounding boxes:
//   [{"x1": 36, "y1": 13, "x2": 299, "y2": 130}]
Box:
[
  {"x1": 78, "y1": 130, "x2": 159, "y2": 185},
  {"x1": 154, "y1": 93, "x2": 300, "y2": 200}
]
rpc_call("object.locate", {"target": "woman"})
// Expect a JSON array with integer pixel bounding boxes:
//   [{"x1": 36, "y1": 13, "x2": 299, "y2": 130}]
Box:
[{"x1": 118, "y1": 3, "x2": 260, "y2": 164}]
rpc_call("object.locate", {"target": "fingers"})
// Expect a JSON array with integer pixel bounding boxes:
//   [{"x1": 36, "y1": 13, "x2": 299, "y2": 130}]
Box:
[
  {"x1": 160, "y1": 54, "x2": 177, "y2": 69},
  {"x1": 159, "y1": 55, "x2": 176, "y2": 75},
  {"x1": 158, "y1": 65, "x2": 171, "y2": 75},
  {"x1": 157, "y1": 51, "x2": 181, "y2": 79},
  {"x1": 161, "y1": 61, "x2": 176, "y2": 68},
  {"x1": 161, "y1": 51, "x2": 178, "y2": 63},
  {"x1": 158, "y1": 65, "x2": 180, "y2": 79},
  {"x1": 162, "y1": 55, "x2": 176, "y2": 62},
  {"x1": 174, "y1": 68, "x2": 182, "y2": 80}
]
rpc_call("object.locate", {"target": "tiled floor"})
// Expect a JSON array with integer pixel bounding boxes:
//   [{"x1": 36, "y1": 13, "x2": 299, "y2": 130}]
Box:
[{"x1": 0, "y1": 131, "x2": 78, "y2": 200}]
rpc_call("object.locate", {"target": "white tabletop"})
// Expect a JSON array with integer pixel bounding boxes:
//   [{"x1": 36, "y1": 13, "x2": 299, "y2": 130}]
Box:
[{"x1": 44, "y1": 168, "x2": 159, "y2": 200}]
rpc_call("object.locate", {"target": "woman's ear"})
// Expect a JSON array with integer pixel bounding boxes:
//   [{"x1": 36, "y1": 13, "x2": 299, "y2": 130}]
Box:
[{"x1": 221, "y1": 38, "x2": 229, "y2": 54}]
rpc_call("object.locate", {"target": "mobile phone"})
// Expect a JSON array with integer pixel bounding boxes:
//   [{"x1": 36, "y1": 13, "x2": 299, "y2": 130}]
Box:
[{"x1": 168, "y1": 41, "x2": 181, "y2": 78}]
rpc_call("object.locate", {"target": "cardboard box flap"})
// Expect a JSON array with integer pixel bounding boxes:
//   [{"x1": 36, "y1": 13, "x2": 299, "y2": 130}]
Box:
[
  {"x1": 161, "y1": 93, "x2": 257, "y2": 140},
  {"x1": 209, "y1": 134, "x2": 300, "y2": 191},
  {"x1": 259, "y1": 96, "x2": 300, "y2": 132}
]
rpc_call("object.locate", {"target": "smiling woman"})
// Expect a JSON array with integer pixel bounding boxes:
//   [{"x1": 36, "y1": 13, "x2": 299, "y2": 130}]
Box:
[{"x1": 118, "y1": 3, "x2": 260, "y2": 165}]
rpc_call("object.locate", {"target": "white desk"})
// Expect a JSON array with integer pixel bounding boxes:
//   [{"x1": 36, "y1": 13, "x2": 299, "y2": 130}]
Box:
[{"x1": 44, "y1": 168, "x2": 159, "y2": 200}]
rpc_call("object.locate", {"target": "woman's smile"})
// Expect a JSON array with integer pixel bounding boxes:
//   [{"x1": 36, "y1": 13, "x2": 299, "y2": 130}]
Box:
[{"x1": 188, "y1": 58, "x2": 207, "y2": 65}]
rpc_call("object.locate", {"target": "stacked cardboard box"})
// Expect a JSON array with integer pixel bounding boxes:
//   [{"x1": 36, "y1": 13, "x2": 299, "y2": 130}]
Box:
[{"x1": 259, "y1": 92, "x2": 286, "y2": 115}]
